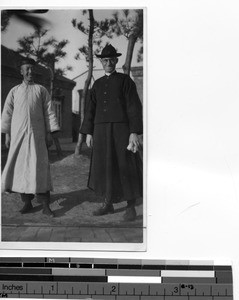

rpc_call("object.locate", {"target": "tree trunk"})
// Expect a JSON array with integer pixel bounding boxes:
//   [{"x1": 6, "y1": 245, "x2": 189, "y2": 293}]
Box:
[
  {"x1": 75, "y1": 9, "x2": 95, "y2": 156},
  {"x1": 122, "y1": 33, "x2": 138, "y2": 75},
  {"x1": 48, "y1": 63, "x2": 63, "y2": 157}
]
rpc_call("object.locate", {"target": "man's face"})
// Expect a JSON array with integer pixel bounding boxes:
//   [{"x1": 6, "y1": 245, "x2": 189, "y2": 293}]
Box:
[
  {"x1": 101, "y1": 57, "x2": 118, "y2": 74},
  {"x1": 20, "y1": 64, "x2": 35, "y2": 83}
]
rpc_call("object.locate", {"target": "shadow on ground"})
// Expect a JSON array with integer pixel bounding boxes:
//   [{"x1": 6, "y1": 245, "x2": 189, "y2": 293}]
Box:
[
  {"x1": 2, "y1": 189, "x2": 143, "y2": 228},
  {"x1": 1, "y1": 143, "x2": 144, "y2": 243}
]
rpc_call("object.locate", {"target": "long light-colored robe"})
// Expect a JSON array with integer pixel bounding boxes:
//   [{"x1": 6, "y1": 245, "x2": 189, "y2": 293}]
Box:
[{"x1": 1, "y1": 82, "x2": 60, "y2": 193}]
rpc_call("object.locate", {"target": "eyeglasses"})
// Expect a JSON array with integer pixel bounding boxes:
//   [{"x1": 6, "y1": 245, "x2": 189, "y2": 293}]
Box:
[{"x1": 101, "y1": 58, "x2": 117, "y2": 64}]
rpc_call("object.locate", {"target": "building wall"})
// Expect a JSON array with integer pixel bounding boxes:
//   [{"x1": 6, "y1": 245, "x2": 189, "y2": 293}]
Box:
[
  {"x1": 1, "y1": 66, "x2": 22, "y2": 111},
  {"x1": 131, "y1": 66, "x2": 143, "y2": 104},
  {"x1": 54, "y1": 86, "x2": 74, "y2": 141}
]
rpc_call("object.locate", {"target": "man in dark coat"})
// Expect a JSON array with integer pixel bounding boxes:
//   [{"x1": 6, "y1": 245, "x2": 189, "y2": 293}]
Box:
[{"x1": 80, "y1": 44, "x2": 143, "y2": 222}]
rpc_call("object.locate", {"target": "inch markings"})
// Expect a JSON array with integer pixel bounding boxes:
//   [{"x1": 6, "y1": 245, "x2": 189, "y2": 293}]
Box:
[
  {"x1": 0, "y1": 258, "x2": 234, "y2": 299},
  {"x1": 0, "y1": 282, "x2": 233, "y2": 297}
]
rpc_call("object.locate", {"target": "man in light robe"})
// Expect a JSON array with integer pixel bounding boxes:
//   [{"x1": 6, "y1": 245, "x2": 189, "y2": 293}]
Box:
[
  {"x1": 80, "y1": 44, "x2": 143, "y2": 222},
  {"x1": 1, "y1": 58, "x2": 60, "y2": 217}
]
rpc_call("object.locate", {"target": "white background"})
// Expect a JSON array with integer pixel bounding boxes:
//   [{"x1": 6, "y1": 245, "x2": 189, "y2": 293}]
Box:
[{"x1": 1, "y1": 0, "x2": 239, "y2": 299}]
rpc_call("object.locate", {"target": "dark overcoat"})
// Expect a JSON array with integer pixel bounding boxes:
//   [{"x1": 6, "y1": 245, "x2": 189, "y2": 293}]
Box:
[{"x1": 80, "y1": 71, "x2": 143, "y2": 202}]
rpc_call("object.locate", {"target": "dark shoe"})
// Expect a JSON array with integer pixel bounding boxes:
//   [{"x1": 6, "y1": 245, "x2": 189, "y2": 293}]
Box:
[
  {"x1": 42, "y1": 206, "x2": 55, "y2": 217},
  {"x1": 20, "y1": 202, "x2": 34, "y2": 214},
  {"x1": 20, "y1": 194, "x2": 34, "y2": 214},
  {"x1": 37, "y1": 192, "x2": 55, "y2": 217},
  {"x1": 123, "y1": 206, "x2": 137, "y2": 222},
  {"x1": 93, "y1": 202, "x2": 114, "y2": 216}
]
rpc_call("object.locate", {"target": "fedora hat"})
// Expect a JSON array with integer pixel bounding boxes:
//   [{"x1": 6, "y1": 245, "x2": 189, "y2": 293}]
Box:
[{"x1": 96, "y1": 44, "x2": 122, "y2": 58}]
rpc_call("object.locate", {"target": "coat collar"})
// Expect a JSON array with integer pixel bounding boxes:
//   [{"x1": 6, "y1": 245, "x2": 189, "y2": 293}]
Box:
[{"x1": 105, "y1": 70, "x2": 117, "y2": 77}]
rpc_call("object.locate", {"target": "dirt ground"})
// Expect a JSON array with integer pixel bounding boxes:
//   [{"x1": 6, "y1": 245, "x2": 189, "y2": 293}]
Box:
[{"x1": 1, "y1": 143, "x2": 144, "y2": 238}]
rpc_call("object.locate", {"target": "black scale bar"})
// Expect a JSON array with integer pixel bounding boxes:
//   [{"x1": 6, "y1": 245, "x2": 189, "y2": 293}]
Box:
[
  {"x1": 0, "y1": 268, "x2": 52, "y2": 274},
  {"x1": 70, "y1": 264, "x2": 93, "y2": 269},
  {"x1": 0, "y1": 275, "x2": 107, "y2": 282},
  {"x1": 21, "y1": 263, "x2": 45, "y2": 268},
  {"x1": 45, "y1": 264, "x2": 69, "y2": 268},
  {"x1": 0, "y1": 262, "x2": 232, "y2": 270}
]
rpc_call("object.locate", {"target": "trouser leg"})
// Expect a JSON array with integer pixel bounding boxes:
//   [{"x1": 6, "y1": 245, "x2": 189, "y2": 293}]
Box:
[
  {"x1": 36, "y1": 191, "x2": 55, "y2": 217},
  {"x1": 20, "y1": 193, "x2": 34, "y2": 214}
]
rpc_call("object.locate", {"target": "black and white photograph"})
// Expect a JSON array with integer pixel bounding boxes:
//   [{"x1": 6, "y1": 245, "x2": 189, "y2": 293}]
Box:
[
  {"x1": 0, "y1": 0, "x2": 239, "y2": 297},
  {"x1": 0, "y1": 8, "x2": 146, "y2": 250}
]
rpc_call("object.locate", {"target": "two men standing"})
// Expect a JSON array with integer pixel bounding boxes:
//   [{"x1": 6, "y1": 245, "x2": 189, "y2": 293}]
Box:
[{"x1": 1, "y1": 44, "x2": 143, "y2": 222}]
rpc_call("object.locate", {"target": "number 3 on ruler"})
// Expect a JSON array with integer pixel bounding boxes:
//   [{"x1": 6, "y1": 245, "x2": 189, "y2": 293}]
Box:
[{"x1": 174, "y1": 287, "x2": 179, "y2": 294}]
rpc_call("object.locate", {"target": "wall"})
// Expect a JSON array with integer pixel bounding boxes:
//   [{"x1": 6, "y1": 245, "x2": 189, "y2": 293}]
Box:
[
  {"x1": 131, "y1": 66, "x2": 143, "y2": 104},
  {"x1": 54, "y1": 79, "x2": 76, "y2": 141}
]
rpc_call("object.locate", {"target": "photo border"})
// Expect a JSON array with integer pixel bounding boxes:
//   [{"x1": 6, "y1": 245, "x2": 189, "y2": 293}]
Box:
[{"x1": 0, "y1": 5, "x2": 147, "y2": 252}]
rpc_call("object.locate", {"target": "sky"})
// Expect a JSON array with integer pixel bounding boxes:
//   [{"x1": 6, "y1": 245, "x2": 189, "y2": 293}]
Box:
[{"x1": 1, "y1": 9, "x2": 143, "y2": 80}]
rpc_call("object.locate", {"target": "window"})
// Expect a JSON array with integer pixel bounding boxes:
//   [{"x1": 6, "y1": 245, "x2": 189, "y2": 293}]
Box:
[{"x1": 53, "y1": 100, "x2": 62, "y2": 129}]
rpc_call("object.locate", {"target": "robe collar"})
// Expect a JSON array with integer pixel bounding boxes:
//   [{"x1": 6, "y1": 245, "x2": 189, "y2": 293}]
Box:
[{"x1": 22, "y1": 80, "x2": 34, "y2": 86}]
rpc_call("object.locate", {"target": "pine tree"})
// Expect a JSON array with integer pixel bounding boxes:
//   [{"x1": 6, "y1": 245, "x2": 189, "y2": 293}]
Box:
[
  {"x1": 17, "y1": 28, "x2": 72, "y2": 97},
  {"x1": 106, "y1": 9, "x2": 143, "y2": 74}
]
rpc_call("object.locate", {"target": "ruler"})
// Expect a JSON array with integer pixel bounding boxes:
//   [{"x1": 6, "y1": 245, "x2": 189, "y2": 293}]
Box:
[{"x1": 0, "y1": 258, "x2": 233, "y2": 299}]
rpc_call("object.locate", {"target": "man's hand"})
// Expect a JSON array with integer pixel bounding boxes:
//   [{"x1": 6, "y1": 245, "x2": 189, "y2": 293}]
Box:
[
  {"x1": 5, "y1": 133, "x2": 11, "y2": 149},
  {"x1": 128, "y1": 133, "x2": 140, "y2": 153},
  {"x1": 86, "y1": 134, "x2": 93, "y2": 148}
]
